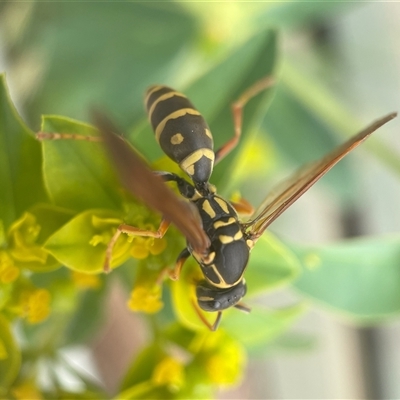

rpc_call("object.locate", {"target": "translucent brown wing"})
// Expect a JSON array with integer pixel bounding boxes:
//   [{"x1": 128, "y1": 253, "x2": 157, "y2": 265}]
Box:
[
  {"x1": 92, "y1": 111, "x2": 210, "y2": 254},
  {"x1": 244, "y1": 113, "x2": 397, "y2": 241}
]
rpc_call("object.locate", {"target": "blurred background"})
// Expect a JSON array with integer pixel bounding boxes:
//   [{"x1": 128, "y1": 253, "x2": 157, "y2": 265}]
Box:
[{"x1": 1, "y1": 1, "x2": 400, "y2": 398}]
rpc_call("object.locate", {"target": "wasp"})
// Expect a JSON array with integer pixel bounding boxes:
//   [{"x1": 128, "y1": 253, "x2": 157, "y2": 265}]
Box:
[{"x1": 38, "y1": 78, "x2": 396, "y2": 330}]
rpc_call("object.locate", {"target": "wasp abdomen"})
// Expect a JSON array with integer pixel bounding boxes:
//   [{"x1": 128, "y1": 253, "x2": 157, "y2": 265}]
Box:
[{"x1": 145, "y1": 85, "x2": 214, "y2": 184}]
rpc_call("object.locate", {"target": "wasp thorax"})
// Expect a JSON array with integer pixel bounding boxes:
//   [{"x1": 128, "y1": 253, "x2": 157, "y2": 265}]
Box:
[
  {"x1": 193, "y1": 181, "x2": 216, "y2": 197},
  {"x1": 201, "y1": 250, "x2": 216, "y2": 265}
]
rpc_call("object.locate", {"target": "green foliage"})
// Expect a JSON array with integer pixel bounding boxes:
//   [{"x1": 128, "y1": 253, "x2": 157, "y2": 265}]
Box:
[
  {"x1": 0, "y1": 75, "x2": 47, "y2": 230},
  {"x1": 0, "y1": 2, "x2": 398, "y2": 399},
  {"x1": 44, "y1": 209, "x2": 128, "y2": 273},
  {"x1": 291, "y1": 236, "x2": 400, "y2": 323},
  {"x1": 0, "y1": 314, "x2": 20, "y2": 393},
  {"x1": 40, "y1": 116, "x2": 123, "y2": 211}
]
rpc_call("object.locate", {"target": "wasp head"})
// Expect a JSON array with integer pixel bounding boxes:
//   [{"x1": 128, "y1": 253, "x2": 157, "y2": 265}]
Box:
[{"x1": 196, "y1": 279, "x2": 247, "y2": 312}]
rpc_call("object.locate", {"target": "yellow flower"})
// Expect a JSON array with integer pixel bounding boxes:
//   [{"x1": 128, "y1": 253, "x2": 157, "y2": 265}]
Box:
[
  {"x1": 205, "y1": 338, "x2": 245, "y2": 385},
  {"x1": 0, "y1": 265, "x2": 20, "y2": 284},
  {"x1": 0, "y1": 251, "x2": 20, "y2": 283},
  {"x1": 23, "y1": 289, "x2": 52, "y2": 324},
  {"x1": 192, "y1": 330, "x2": 246, "y2": 386},
  {"x1": 8, "y1": 213, "x2": 48, "y2": 264},
  {"x1": 229, "y1": 190, "x2": 243, "y2": 204},
  {"x1": 71, "y1": 271, "x2": 101, "y2": 289},
  {"x1": 89, "y1": 233, "x2": 112, "y2": 247},
  {"x1": 235, "y1": 135, "x2": 275, "y2": 175},
  {"x1": 152, "y1": 356, "x2": 185, "y2": 392},
  {"x1": 0, "y1": 338, "x2": 8, "y2": 360},
  {"x1": 127, "y1": 285, "x2": 163, "y2": 314},
  {"x1": 130, "y1": 236, "x2": 167, "y2": 260},
  {"x1": 11, "y1": 381, "x2": 43, "y2": 400},
  {"x1": 130, "y1": 237, "x2": 150, "y2": 260},
  {"x1": 148, "y1": 237, "x2": 167, "y2": 255}
]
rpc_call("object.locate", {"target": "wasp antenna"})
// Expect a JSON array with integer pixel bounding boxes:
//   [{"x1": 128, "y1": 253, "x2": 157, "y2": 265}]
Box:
[
  {"x1": 234, "y1": 302, "x2": 251, "y2": 314},
  {"x1": 191, "y1": 299, "x2": 222, "y2": 331},
  {"x1": 211, "y1": 311, "x2": 223, "y2": 331}
]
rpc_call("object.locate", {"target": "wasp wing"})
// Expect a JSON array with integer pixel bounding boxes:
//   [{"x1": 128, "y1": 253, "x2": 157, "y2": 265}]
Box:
[
  {"x1": 244, "y1": 113, "x2": 397, "y2": 241},
  {"x1": 93, "y1": 111, "x2": 210, "y2": 254}
]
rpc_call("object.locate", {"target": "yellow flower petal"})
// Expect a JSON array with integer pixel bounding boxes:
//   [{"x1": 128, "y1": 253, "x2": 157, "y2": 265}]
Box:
[
  {"x1": 25, "y1": 289, "x2": 51, "y2": 324},
  {"x1": 7, "y1": 213, "x2": 48, "y2": 264},
  {"x1": 11, "y1": 381, "x2": 43, "y2": 400},
  {"x1": 127, "y1": 286, "x2": 163, "y2": 314},
  {"x1": 0, "y1": 338, "x2": 8, "y2": 360},
  {"x1": 0, "y1": 252, "x2": 20, "y2": 283},
  {"x1": 0, "y1": 251, "x2": 13, "y2": 270},
  {"x1": 130, "y1": 245, "x2": 149, "y2": 260},
  {"x1": 91, "y1": 215, "x2": 122, "y2": 230},
  {"x1": 205, "y1": 339, "x2": 245, "y2": 385},
  {"x1": 152, "y1": 356, "x2": 184, "y2": 392},
  {"x1": 72, "y1": 271, "x2": 101, "y2": 289},
  {"x1": 148, "y1": 238, "x2": 167, "y2": 256},
  {"x1": 0, "y1": 265, "x2": 20, "y2": 283}
]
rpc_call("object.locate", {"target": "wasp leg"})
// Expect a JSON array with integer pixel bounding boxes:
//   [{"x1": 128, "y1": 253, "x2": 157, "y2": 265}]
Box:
[
  {"x1": 214, "y1": 76, "x2": 275, "y2": 164},
  {"x1": 191, "y1": 299, "x2": 222, "y2": 331},
  {"x1": 230, "y1": 197, "x2": 254, "y2": 216},
  {"x1": 104, "y1": 219, "x2": 170, "y2": 273},
  {"x1": 170, "y1": 247, "x2": 191, "y2": 281},
  {"x1": 157, "y1": 247, "x2": 191, "y2": 285},
  {"x1": 36, "y1": 132, "x2": 103, "y2": 142},
  {"x1": 155, "y1": 171, "x2": 196, "y2": 200}
]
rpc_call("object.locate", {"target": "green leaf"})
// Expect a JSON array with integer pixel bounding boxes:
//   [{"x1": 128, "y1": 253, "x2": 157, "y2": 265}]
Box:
[
  {"x1": 0, "y1": 74, "x2": 47, "y2": 230},
  {"x1": 291, "y1": 235, "x2": 400, "y2": 323},
  {"x1": 44, "y1": 209, "x2": 131, "y2": 273},
  {"x1": 266, "y1": 331, "x2": 316, "y2": 355},
  {"x1": 120, "y1": 344, "x2": 164, "y2": 391},
  {"x1": 40, "y1": 116, "x2": 123, "y2": 212},
  {"x1": 0, "y1": 314, "x2": 21, "y2": 393},
  {"x1": 162, "y1": 323, "x2": 198, "y2": 351},
  {"x1": 257, "y1": 1, "x2": 356, "y2": 28},
  {"x1": 29, "y1": 204, "x2": 74, "y2": 245},
  {"x1": 170, "y1": 259, "x2": 217, "y2": 332},
  {"x1": 190, "y1": 30, "x2": 278, "y2": 192},
  {"x1": 0, "y1": 283, "x2": 13, "y2": 312},
  {"x1": 186, "y1": 30, "x2": 276, "y2": 121},
  {"x1": 117, "y1": 384, "x2": 169, "y2": 400},
  {"x1": 3, "y1": 2, "x2": 198, "y2": 128},
  {"x1": 246, "y1": 232, "x2": 301, "y2": 296},
  {"x1": 262, "y1": 79, "x2": 356, "y2": 200},
  {"x1": 45, "y1": 389, "x2": 108, "y2": 400},
  {"x1": 183, "y1": 2, "x2": 356, "y2": 37},
  {"x1": 269, "y1": 61, "x2": 400, "y2": 187},
  {"x1": 222, "y1": 303, "x2": 307, "y2": 352}
]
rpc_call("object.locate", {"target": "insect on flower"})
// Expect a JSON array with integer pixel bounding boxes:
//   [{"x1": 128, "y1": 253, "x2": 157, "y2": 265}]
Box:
[{"x1": 38, "y1": 78, "x2": 397, "y2": 330}]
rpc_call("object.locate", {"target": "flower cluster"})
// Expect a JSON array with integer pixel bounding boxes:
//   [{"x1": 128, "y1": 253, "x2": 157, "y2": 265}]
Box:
[
  {"x1": 0, "y1": 70, "x2": 304, "y2": 400},
  {"x1": 0, "y1": 251, "x2": 20, "y2": 284},
  {"x1": 119, "y1": 326, "x2": 245, "y2": 399},
  {"x1": 0, "y1": 212, "x2": 53, "y2": 326}
]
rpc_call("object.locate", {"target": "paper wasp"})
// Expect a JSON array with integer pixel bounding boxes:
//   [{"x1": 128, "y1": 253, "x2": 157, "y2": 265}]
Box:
[{"x1": 37, "y1": 78, "x2": 396, "y2": 330}]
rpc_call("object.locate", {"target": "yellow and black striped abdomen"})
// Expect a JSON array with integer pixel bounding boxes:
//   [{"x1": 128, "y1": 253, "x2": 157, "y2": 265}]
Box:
[{"x1": 145, "y1": 85, "x2": 214, "y2": 184}]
